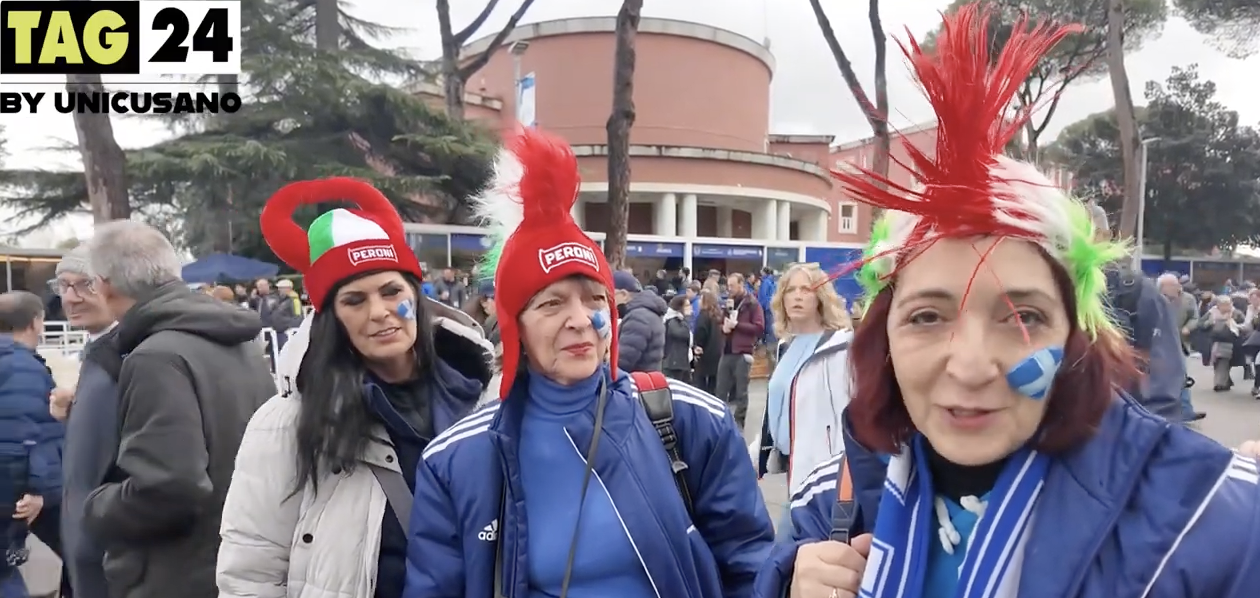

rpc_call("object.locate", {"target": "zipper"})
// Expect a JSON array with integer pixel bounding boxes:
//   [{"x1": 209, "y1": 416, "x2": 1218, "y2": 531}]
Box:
[
  {"x1": 564, "y1": 430, "x2": 664, "y2": 598},
  {"x1": 826, "y1": 425, "x2": 833, "y2": 454}
]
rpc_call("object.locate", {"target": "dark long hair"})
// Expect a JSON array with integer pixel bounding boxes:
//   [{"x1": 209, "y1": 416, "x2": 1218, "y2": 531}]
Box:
[{"x1": 293, "y1": 271, "x2": 437, "y2": 494}]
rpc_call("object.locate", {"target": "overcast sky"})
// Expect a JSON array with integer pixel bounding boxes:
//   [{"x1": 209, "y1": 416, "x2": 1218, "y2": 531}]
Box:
[{"x1": 1, "y1": 0, "x2": 1256, "y2": 243}]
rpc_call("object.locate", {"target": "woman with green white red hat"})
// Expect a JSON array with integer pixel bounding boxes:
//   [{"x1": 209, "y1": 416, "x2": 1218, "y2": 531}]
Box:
[
  {"x1": 404, "y1": 127, "x2": 774, "y2": 598},
  {"x1": 216, "y1": 178, "x2": 495, "y2": 598}
]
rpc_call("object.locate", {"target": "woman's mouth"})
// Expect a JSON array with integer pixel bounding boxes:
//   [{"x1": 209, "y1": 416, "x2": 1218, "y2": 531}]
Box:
[
  {"x1": 562, "y1": 343, "x2": 593, "y2": 355},
  {"x1": 942, "y1": 406, "x2": 998, "y2": 430},
  {"x1": 371, "y1": 327, "x2": 401, "y2": 340}
]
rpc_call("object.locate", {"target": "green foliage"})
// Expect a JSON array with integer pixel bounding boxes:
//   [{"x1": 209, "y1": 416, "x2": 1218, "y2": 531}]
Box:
[
  {"x1": 926, "y1": 0, "x2": 1165, "y2": 153},
  {"x1": 0, "y1": 0, "x2": 495, "y2": 262},
  {"x1": 1046, "y1": 66, "x2": 1260, "y2": 257},
  {"x1": 1172, "y1": 0, "x2": 1260, "y2": 58}
]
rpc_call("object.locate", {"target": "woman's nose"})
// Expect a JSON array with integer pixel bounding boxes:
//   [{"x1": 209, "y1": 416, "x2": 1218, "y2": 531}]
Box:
[{"x1": 943, "y1": 317, "x2": 1002, "y2": 388}]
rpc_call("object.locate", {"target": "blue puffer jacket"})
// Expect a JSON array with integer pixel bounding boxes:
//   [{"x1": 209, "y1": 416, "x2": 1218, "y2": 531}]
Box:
[
  {"x1": 0, "y1": 336, "x2": 63, "y2": 503},
  {"x1": 754, "y1": 397, "x2": 1260, "y2": 598},
  {"x1": 618, "y1": 292, "x2": 668, "y2": 372},
  {"x1": 405, "y1": 368, "x2": 775, "y2": 598}
]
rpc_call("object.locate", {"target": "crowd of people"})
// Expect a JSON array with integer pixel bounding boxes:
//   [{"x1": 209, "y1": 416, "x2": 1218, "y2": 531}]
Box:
[{"x1": 0, "y1": 4, "x2": 1258, "y2": 598}]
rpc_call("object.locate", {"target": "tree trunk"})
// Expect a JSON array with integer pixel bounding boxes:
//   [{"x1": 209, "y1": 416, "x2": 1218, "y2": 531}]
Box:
[
  {"x1": 868, "y1": 0, "x2": 891, "y2": 182},
  {"x1": 1106, "y1": 0, "x2": 1142, "y2": 241},
  {"x1": 605, "y1": 0, "x2": 642, "y2": 270},
  {"x1": 66, "y1": 75, "x2": 129, "y2": 222},
  {"x1": 315, "y1": 0, "x2": 338, "y2": 50}
]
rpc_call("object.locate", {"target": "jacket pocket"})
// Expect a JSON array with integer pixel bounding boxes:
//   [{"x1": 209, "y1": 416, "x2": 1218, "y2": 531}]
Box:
[{"x1": 102, "y1": 548, "x2": 147, "y2": 597}]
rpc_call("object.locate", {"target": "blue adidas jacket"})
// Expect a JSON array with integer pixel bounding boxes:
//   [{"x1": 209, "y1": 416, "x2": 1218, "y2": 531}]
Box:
[
  {"x1": 405, "y1": 368, "x2": 775, "y2": 598},
  {"x1": 0, "y1": 336, "x2": 63, "y2": 501},
  {"x1": 753, "y1": 398, "x2": 1260, "y2": 598}
]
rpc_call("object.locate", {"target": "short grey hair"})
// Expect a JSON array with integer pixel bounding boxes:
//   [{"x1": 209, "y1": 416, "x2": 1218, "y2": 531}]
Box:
[
  {"x1": 1156, "y1": 273, "x2": 1180, "y2": 287},
  {"x1": 87, "y1": 220, "x2": 183, "y2": 298}
]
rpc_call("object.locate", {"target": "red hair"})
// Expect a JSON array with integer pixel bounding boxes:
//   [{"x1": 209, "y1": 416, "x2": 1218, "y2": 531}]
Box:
[{"x1": 847, "y1": 256, "x2": 1139, "y2": 455}]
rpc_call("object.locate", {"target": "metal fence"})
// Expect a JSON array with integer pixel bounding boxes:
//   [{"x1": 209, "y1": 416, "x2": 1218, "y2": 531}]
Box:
[{"x1": 39, "y1": 321, "x2": 298, "y2": 388}]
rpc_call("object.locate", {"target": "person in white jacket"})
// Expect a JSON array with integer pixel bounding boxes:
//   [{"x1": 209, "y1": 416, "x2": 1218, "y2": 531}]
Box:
[{"x1": 755, "y1": 263, "x2": 854, "y2": 515}]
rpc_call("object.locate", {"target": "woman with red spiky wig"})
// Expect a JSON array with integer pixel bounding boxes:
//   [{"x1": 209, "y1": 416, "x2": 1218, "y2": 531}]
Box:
[{"x1": 753, "y1": 4, "x2": 1260, "y2": 598}]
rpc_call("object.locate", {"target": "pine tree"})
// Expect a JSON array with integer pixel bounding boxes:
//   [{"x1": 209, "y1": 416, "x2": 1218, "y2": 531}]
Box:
[{"x1": 1, "y1": 0, "x2": 495, "y2": 260}]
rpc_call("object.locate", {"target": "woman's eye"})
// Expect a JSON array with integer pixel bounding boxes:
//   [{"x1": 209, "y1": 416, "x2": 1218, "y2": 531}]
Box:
[
  {"x1": 381, "y1": 287, "x2": 402, "y2": 298},
  {"x1": 908, "y1": 311, "x2": 942, "y2": 325},
  {"x1": 1007, "y1": 310, "x2": 1046, "y2": 326}
]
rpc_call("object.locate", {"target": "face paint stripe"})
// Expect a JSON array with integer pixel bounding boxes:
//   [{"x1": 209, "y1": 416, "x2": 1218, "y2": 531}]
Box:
[
  {"x1": 396, "y1": 299, "x2": 416, "y2": 321},
  {"x1": 1006, "y1": 346, "x2": 1063, "y2": 401}
]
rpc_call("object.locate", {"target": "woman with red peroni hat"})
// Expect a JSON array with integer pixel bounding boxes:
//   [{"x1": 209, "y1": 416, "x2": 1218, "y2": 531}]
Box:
[
  {"x1": 404, "y1": 127, "x2": 775, "y2": 598},
  {"x1": 755, "y1": 4, "x2": 1260, "y2": 598},
  {"x1": 217, "y1": 177, "x2": 495, "y2": 598}
]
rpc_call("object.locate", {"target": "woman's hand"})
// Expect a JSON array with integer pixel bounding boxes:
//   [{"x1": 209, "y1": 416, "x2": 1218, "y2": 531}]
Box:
[
  {"x1": 790, "y1": 534, "x2": 872, "y2": 598},
  {"x1": 1238, "y1": 440, "x2": 1260, "y2": 458}
]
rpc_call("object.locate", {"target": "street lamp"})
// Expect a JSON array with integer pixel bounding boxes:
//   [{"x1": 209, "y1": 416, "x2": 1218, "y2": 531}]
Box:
[{"x1": 1133, "y1": 136, "x2": 1162, "y2": 269}]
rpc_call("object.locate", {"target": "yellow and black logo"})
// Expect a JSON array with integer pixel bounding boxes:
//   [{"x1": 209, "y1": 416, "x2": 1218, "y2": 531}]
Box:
[
  {"x1": 1, "y1": 1, "x2": 141, "y2": 74},
  {"x1": 1, "y1": 0, "x2": 235, "y2": 76}
]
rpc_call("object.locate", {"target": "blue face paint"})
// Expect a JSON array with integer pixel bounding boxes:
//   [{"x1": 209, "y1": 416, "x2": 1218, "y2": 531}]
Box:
[
  {"x1": 590, "y1": 309, "x2": 611, "y2": 339},
  {"x1": 1006, "y1": 345, "x2": 1064, "y2": 400},
  {"x1": 396, "y1": 299, "x2": 416, "y2": 321}
]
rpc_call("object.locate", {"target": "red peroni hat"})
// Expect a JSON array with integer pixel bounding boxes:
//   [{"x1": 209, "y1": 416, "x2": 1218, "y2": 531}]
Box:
[
  {"x1": 260, "y1": 178, "x2": 423, "y2": 311},
  {"x1": 492, "y1": 128, "x2": 616, "y2": 399}
]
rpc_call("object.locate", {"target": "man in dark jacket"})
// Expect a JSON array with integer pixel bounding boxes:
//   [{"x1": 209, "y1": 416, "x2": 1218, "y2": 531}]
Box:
[
  {"x1": 0, "y1": 291, "x2": 63, "y2": 596},
  {"x1": 716, "y1": 273, "x2": 764, "y2": 430},
  {"x1": 53, "y1": 245, "x2": 122, "y2": 598},
  {"x1": 82, "y1": 221, "x2": 276, "y2": 598},
  {"x1": 613, "y1": 270, "x2": 667, "y2": 372}
]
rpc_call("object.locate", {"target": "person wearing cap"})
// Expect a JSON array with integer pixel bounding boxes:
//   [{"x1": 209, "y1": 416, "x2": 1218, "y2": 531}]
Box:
[
  {"x1": 756, "y1": 8, "x2": 1260, "y2": 598},
  {"x1": 53, "y1": 245, "x2": 121, "y2": 598},
  {"x1": 613, "y1": 269, "x2": 667, "y2": 373},
  {"x1": 217, "y1": 179, "x2": 495, "y2": 598},
  {"x1": 406, "y1": 128, "x2": 773, "y2": 598}
]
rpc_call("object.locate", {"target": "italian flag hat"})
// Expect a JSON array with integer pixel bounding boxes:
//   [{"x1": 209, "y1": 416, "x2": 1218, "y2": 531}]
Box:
[{"x1": 260, "y1": 177, "x2": 422, "y2": 310}]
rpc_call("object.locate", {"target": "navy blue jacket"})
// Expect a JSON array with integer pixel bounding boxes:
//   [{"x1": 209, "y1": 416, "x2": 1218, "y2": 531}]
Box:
[
  {"x1": 0, "y1": 335, "x2": 63, "y2": 503},
  {"x1": 618, "y1": 292, "x2": 668, "y2": 372},
  {"x1": 1107, "y1": 271, "x2": 1186, "y2": 419},
  {"x1": 754, "y1": 398, "x2": 1260, "y2": 598},
  {"x1": 405, "y1": 369, "x2": 775, "y2": 598}
]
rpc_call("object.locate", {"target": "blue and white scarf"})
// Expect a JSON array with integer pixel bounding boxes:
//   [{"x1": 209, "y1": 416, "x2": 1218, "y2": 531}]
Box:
[{"x1": 858, "y1": 437, "x2": 1050, "y2": 598}]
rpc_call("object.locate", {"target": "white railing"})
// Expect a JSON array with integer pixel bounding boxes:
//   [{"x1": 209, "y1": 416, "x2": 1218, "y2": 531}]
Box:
[{"x1": 41, "y1": 321, "x2": 299, "y2": 389}]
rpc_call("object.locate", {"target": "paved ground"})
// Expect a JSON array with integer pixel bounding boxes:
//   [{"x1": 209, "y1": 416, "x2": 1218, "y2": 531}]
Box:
[{"x1": 18, "y1": 361, "x2": 1260, "y2": 595}]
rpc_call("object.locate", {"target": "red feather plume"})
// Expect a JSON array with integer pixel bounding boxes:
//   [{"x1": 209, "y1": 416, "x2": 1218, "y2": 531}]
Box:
[
  {"x1": 832, "y1": 2, "x2": 1081, "y2": 244},
  {"x1": 260, "y1": 177, "x2": 401, "y2": 272},
  {"x1": 508, "y1": 127, "x2": 581, "y2": 223}
]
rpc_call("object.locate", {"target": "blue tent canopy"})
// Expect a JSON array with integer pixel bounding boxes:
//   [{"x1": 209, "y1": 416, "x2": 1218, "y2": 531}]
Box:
[{"x1": 181, "y1": 253, "x2": 279, "y2": 284}]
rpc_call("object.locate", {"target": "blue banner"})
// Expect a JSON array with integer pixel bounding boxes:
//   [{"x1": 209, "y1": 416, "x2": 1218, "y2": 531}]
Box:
[
  {"x1": 692, "y1": 244, "x2": 764, "y2": 260},
  {"x1": 625, "y1": 241, "x2": 684, "y2": 258},
  {"x1": 1140, "y1": 258, "x2": 1191, "y2": 277},
  {"x1": 805, "y1": 246, "x2": 864, "y2": 302},
  {"x1": 451, "y1": 233, "x2": 491, "y2": 252}
]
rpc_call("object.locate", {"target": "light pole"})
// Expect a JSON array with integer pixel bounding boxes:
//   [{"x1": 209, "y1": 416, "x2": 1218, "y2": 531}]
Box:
[
  {"x1": 510, "y1": 40, "x2": 530, "y2": 121},
  {"x1": 1133, "y1": 136, "x2": 1161, "y2": 270}
]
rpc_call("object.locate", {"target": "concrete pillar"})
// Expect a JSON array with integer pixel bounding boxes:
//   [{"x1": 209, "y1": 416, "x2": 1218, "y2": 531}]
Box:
[
  {"x1": 717, "y1": 207, "x2": 734, "y2": 238},
  {"x1": 810, "y1": 210, "x2": 828, "y2": 241},
  {"x1": 777, "y1": 201, "x2": 792, "y2": 241},
  {"x1": 654, "y1": 193, "x2": 677, "y2": 236},
  {"x1": 753, "y1": 200, "x2": 776, "y2": 240},
  {"x1": 571, "y1": 199, "x2": 585, "y2": 229},
  {"x1": 679, "y1": 193, "x2": 698, "y2": 237}
]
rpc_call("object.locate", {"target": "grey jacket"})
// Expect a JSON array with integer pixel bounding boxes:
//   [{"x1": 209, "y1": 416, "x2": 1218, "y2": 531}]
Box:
[
  {"x1": 82, "y1": 283, "x2": 276, "y2": 598},
  {"x1": 61, "y1": 329, "x2": 122, "y2": 598}
]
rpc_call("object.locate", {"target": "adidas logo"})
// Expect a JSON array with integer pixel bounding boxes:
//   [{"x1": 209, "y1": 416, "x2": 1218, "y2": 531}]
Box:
[{"x1": 477, "y1": 519, "x2": 498, "y2": 541}]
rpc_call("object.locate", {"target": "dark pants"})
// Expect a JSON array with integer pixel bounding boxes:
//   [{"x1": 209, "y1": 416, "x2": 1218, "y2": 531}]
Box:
[
  {"x1": 696, "y1": 374, "x2": 717, "y2": 395},
  {"x1": 715, "y1": 353, "x2": 751, "y2": 430},
  {"x1": 663, "y1": 368, "x2": 691, "y2": 385}
]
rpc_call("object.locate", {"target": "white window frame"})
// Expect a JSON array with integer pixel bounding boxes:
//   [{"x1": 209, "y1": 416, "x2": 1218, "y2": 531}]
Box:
[{"x1": 837, "y1": 203, "x2": 858, "y2": 234}]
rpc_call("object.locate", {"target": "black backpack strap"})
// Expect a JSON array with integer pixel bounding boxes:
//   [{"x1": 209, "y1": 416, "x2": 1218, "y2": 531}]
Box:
[
  {"x1": 630, "y1": 371, "x2": 695, "y2": 519},
  {"x1": 830, "y1": 454, "x2": 856, "y2": 544}
]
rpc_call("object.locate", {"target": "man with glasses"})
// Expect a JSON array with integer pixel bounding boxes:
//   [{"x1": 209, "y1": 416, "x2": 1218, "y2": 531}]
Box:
[{"x1": 51, "y1": 245, "x2": 119, "y2": 598}]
